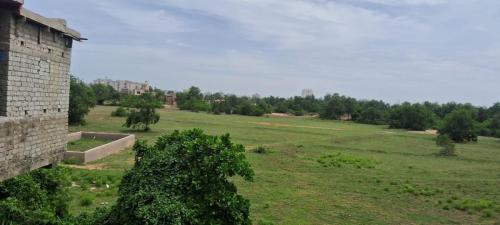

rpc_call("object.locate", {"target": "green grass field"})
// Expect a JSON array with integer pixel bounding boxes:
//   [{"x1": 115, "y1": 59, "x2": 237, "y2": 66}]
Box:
[
  {"x1": 67, "y1": 106, "x2": 500, "y2": 224},
  {"x1": 67, "y1": 137, "x2": 111, "y2": 152}
]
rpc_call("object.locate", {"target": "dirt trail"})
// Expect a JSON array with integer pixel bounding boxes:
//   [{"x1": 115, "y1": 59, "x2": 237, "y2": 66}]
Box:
[{"x1": 63, "y1": 164, "x2": 107, "y2": 170}]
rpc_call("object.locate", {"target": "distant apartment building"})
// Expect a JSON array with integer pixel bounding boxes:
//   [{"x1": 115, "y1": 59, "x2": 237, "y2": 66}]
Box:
[
  {"x1": 94, "y1": 79, "x2": 150, "y2": 95},
  {"x1": 302, "y1": 89, "x2": 314, "y2": 98}
]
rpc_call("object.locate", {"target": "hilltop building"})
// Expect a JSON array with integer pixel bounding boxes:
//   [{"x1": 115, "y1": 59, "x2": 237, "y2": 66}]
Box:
[
  {"x1": 94, "y1": 79, "x2": 150, "y2": 95},
  {"x1": 0, "y1": 0, "x2": 84, "y2": 181},
  {"x1": 302, "y1": 89, "x2": 314, "y2": 98}
]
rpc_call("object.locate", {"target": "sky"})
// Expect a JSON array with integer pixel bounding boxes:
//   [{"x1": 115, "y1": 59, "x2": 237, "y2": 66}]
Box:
[{"x1": 25, "y1": 0, "x2": 500, "y2": 106}]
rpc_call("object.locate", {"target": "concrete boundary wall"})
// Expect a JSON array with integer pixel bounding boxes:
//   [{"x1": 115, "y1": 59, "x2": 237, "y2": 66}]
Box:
[{"x1": 64, "y1": 132, "x2": 135, "y2": 164}]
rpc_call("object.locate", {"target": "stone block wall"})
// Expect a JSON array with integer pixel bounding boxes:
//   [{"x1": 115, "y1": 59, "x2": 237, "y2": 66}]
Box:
[{"x1": 0, "y1": 8, "x2": 74, "y2": 181}]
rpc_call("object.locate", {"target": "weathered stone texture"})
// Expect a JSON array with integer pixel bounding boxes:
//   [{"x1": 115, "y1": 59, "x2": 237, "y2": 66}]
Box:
[{"x1": 0, "y1": 7, "x2": 76, "y2": 181}]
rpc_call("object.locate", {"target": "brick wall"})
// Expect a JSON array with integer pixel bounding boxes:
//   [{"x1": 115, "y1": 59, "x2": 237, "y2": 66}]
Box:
[{"x1": 0, "y1": 9, "x2": 74, "y2": 181}]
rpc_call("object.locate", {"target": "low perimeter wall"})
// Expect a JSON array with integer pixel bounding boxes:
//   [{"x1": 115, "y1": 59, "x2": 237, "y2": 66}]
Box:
[{"x1": 64, "y1": 132, "x2": 135, "y2": 164}]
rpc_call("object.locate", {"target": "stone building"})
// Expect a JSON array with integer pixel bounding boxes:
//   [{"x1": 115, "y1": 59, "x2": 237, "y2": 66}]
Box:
[
  {"x1": 94, "y1": 79, "x2": 150, "y2": 95},
  {"x1": 165, "y1": 90, "x2": 176, "y2": 106},
  {"x1": 0, "y1": 0, "x2": 84, "y2": 181}
]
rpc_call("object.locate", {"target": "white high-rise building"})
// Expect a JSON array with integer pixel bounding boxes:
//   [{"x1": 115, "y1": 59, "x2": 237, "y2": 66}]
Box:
[{"x1": 302, "y1": 89, "x2": 314, "y2": 98}]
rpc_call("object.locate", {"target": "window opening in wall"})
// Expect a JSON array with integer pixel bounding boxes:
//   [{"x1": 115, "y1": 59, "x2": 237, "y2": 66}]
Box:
[
  {"x1": 43, "y1": 109, "x2": 47, "y2": 113},
  {"x1": 37, "y1": 27, "x2": 41, "y2": 44},
  {"x1": 52, "y1": 32, "x2": 57, "y2": 42},
  {"x1": 65, "y1": 37, "x2": 73, "y2": 48},
  {"x1": 58, "y1": 108, "x2": 61, "y2": 113},
  {"x1": 25, "y1": 110, "x2": 28, "y2": 115},
  {"x1": 20, "y1": 41, "x2": 25, "y2": 46},
  {"x1": 48, "y1": 48, "x2": 52, "y2": 54},
  {"x1": 61, "y1": 52, "x2": 65, "y2": 58}
]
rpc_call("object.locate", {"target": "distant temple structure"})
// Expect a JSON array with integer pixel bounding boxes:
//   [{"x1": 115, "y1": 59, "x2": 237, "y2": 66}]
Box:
[
  {"x1": 0, "y1": 0, "x2": 84, "y2": 181},
  {"x1": 165, "y1": 90, "x2": 176, "y2": 106},
  {"x1": 94, "y1": 79, "x2": 150, "y2": 95}
]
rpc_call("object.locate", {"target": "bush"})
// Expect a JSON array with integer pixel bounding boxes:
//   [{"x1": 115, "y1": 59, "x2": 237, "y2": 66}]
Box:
[
  {"x1": 436, "y1": 135, "x2": 456, "y2": 156},
  {"x1": 103, "y1": 129, "x2": 255, "y2": 225},
  {"x1": 111, "y1": 107, "x2": 128, "y2": 117},
  {"x1": 79, "y1": 194, "x2": 95, "y2": 207},
  {"x1": 122, "y1": 93, "x2": 161, "y2": 131},
  {"x1": 438, "y1": 109, "x2": 478, "y2": 142},
  {"x1": 0, "y1": 167, "x2": 72, "y2": 225},
  {"x1": 253, "y1": 146, "x2": 269, "y2": 154}
]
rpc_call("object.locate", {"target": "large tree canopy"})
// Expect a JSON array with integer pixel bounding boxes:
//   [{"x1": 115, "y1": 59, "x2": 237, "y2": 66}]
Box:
[{"x1": 103, "y1": 129, "x2": 254, "y2": 225}]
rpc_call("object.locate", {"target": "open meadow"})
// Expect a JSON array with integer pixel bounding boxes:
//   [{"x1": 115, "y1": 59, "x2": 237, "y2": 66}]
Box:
[{"x1": 67, "y1": 106, "x2": 500, "y2": 225}]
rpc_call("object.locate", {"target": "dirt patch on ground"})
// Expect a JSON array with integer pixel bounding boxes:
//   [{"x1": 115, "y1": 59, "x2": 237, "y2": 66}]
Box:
[
  {"x1": 250, "y1": 122, "x2": 343, "y2": 131},
  {"x1": 64, "y1": 163, "x2": 108, "y2": 170},
  {"x1": 410, "y1": 130, "x2": 438, "y2": 135}
]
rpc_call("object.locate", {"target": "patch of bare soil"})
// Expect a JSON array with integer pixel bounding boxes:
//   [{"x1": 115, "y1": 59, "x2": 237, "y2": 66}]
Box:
[{"x1": 410, "y1": 129, "x2": 438, "y2": 135}]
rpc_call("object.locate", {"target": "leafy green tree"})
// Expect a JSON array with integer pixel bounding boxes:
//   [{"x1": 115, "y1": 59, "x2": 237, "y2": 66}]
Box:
[
  {"x1": 177, "y1": 86, "x2": 210, "y2": 112},
  {"x1": 438, "y1": 109, "x2": 478, "y2": 142},
  {"x1": 69, "y1": 76, "x2": 96, "y2": 125},
  {"x1": 488, "y1": 114, "x2": 500, "y2": 138},
  {"x1": 320, "y1": 94, "x2": 346, "y2": 120},
  {"x1": 103, "y1": 129, "x2": 254, "y2": 225},
  {"x1": 389, "y1": 103, "x2": 436, "y2": 131},
  {"x1": 91, "y1": 83, "x2": 118, "y2": 105},
  {"x1": 436, "y1": 134, "x2": 456, "y2": 156},
  {"x1": 357, "y1": 107, "x2": 387, "y2": 125},
  {"x1": 0, "y1": 167, "x2": 72, "y2": 225},
  {"x1": 122, "y1": 93, "x2": 161, "y2": 131}
]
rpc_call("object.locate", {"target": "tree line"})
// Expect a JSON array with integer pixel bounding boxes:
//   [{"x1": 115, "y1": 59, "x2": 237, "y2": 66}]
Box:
[{"x1": 177, "y1": 86, "x2": 500, "y2": 142}]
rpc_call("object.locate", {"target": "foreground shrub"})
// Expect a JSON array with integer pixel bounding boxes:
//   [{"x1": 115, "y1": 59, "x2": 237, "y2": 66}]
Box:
[
  {"x1": 0, "y1": 167, "x2": 72, "y2": 225},
  {"x1": 103, "y1": 129, "x2": 255, "y2": 225}
]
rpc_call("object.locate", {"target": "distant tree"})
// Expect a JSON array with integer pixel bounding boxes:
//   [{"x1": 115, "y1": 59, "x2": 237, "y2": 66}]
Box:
[
  {"x1": 69, "y1": 76, "x2": 96, "y2": 125},
  {"x1": 153, "y1": 88, "x2": 166, "y2": 104},
  {"x1": 177, "y1": 86, "x2": 210, "y2": 112},
  {"x1": 436, "y1": 134, "x2": 456, "y2": 156},
  {"x1": 122, "y1": 93, "x2": 162, "y2": 131},
  {"x1": 320, "y1": 94, "x2": 346, "y2": 120},
  {"x1": 389, "y1": 103, "x2": 436, "y2": 131},
  {"x1": 488, "y1": 114, "x2": 500, "y2": 138},
  {"x1": 104, "y1": 129, "x2": 254, "y2": 225},
  {"x1": 91, "y1": 83, "x2": 118, "y2": 105},
  {"x1": 438, "y1": 109, "x2": 478, "y2": 142},
  {"x1": 357, "y1": 107, "x2": 387, "y2": 125}
]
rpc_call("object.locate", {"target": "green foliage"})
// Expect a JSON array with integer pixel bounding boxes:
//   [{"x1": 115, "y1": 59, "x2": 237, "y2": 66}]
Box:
[
  {"x1": 177, "y1": 86, "x2": 210, "y2": 112},
  {"x1": 102, "y1": 129, "x2": 255, "y2": 225},
  {"x1": 79, "y1": 194, "x2": 95, "y2": 207},
  {"x1": 110, "y1": 107, "x2": 128, "y2": 117},
  {"x1": 488, "y1": 114, "x2": 500, "y2": 138},
  {"x1": 436, "y1": 134, "x2": 456, "y2": 156},
  {"x1": 438, "y1": 109, "x2": 478, "y2": 142},
  {"x1": 122, "y1": 93, "x2": 161, "y2": 131},
  {"x1": 389, "y1": 103, "x2": 436, "y2": 131},
  {"x1": 69, "y1": 76, "x2": 96, "y2": 125},
  {"x1": 0, "y1": 167, "x2": 72, "y2": 225},
  {"x1": 91, "y1": 84, "x2": 119, "y2": 105},
  {"x1": 317, "y1": 153, "x2": 376, "y2": 169},
  {"x1": 441, "y1": 197, "x2": 497, "y2": 215}
]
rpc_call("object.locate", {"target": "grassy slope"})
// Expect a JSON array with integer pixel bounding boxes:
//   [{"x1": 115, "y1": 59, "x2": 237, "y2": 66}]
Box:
[{"x1": 67, "y1": 106, "x2": 500, "y2": 224}]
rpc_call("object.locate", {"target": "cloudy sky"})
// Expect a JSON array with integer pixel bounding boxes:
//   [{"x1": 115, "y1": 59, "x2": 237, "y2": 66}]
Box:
[{"x1": 25, "y1": 0, "x2": 500, "y2": 106}]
